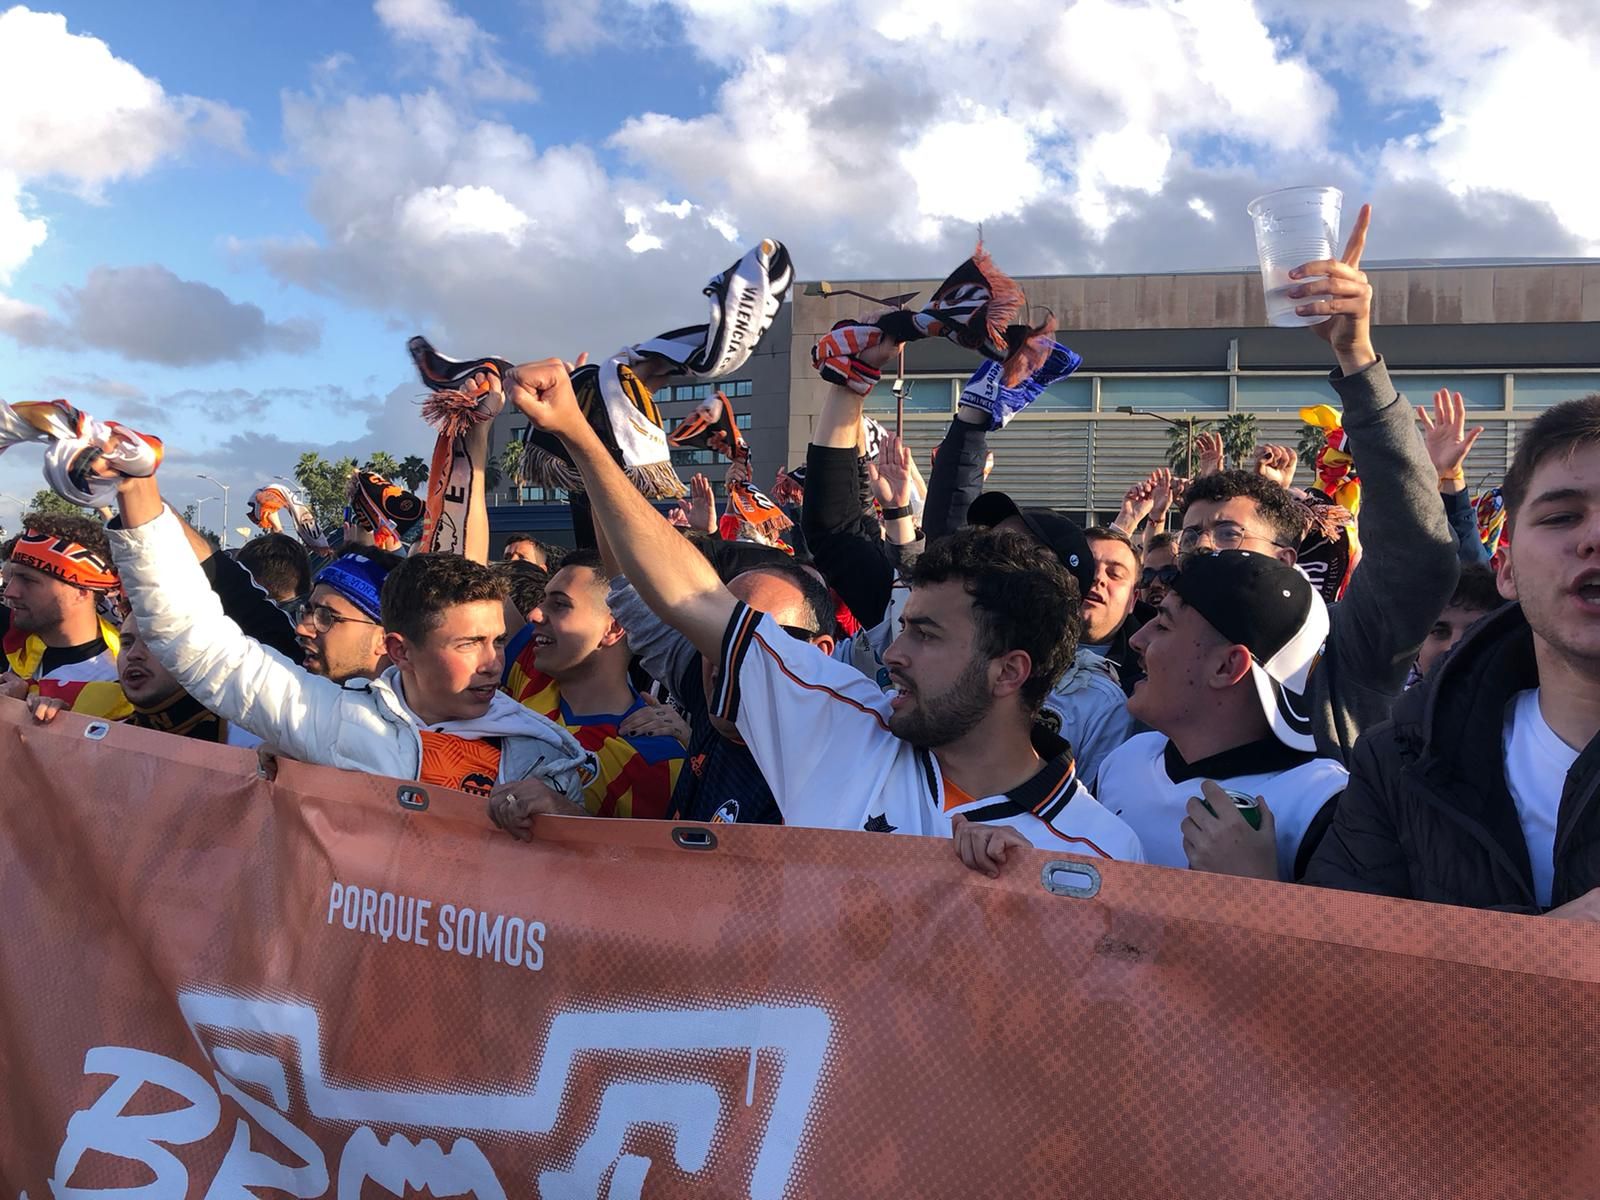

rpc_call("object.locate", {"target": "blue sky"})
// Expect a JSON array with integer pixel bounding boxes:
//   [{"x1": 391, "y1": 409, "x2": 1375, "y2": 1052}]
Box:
[{"x1": 0, "y1": 0, "x2": 1594, "y2": 533}]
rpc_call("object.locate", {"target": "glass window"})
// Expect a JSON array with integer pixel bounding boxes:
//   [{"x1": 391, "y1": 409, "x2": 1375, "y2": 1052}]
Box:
[
  {"x1": 1511, "y1": 374, "x2": 1600, "y2": 410},
  {"x1": 1100, "y1": 376, "x2": 1228, "y2": 411},
  {"x1": 736, "y1": 413, "x2": 753, "y2": 429},
  {"x1": 1029, "y1": 377, "x2": 1093, "y2": 411},
  {"x1": 864, "y1": 378, "x2": 952, "y2": 414},
  {"x1": 1390, "y1": 374, "x2": 1503, "y2": 411},
  {"x1": 1236, "y1": 375, "x2": 1339, "y2": 412},
  {"x1": 734, "y1": 380, "x2": 753, "y2": 397}
]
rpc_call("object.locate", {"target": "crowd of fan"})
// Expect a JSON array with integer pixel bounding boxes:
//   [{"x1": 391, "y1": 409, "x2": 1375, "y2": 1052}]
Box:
[{"x1": 2, "y1": 206, "x2": 1596, "y2": 921}]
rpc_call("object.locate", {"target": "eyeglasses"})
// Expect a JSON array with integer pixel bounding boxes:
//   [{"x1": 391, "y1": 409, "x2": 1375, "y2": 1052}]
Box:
[
  {"x1": 290, "y1": 601, "x2": 380, "y2": 634},
  {"x1": 1139, "y1": 564, "x2": 1180, "y2": 589},
  {"x1": 779, "y1": 624, "x2": 820, "y2": 642},
  {"x1": 1178, "y1": 523, "x2": 1285, "y2": 552}
]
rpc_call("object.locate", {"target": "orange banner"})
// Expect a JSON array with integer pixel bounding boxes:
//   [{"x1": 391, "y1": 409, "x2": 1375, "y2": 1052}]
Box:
[{"x1": 1, "y1": 699, "x2": 1597, "y2": 1198}]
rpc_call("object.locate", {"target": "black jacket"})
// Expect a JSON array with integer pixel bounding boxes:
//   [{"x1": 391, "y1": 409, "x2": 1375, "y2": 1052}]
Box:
[{"x1": 1304, "y1": 602, "x2": 1600, "y2": 912}]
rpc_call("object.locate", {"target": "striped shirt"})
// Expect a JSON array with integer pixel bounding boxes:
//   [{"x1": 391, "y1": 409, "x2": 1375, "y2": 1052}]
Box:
[
  {"x1": 713, "y1": 603, "x2": 1143, "y2": 859},
  {"x1": 506, "y1": 653, "x2": 684, "y2": 820}
]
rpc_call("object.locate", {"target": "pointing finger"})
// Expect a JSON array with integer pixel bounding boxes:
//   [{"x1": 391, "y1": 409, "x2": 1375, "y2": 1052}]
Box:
[{"x1": 1341, "y1": 203, "x2": 1372, "y2": 267}]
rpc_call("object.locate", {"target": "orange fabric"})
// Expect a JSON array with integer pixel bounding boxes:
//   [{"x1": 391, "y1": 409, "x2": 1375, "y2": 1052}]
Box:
[
  {"x1": 940, "y1": 776, "x2": 974, "y2": 812},
  {"x1": 2, "y1": 699, "x2": 1598, "y2": 1197},
  {"x1": 418, "y1": 729, "x2": 501, "y2": 796}
]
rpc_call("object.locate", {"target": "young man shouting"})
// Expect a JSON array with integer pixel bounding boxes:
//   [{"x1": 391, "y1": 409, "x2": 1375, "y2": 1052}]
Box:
[
  {"x1": 291, "y1": 549, "x2": 401, "y2": 685},
  {"x1": 1307, "y1": 396, "x2": 1600, "y2": 917},
  {"x1": 1097, "y1": 551, "x2": 1349, "y2": 881},
  {"x1": 490, "y1": 358, "x2": 1141, "y2": 864}
]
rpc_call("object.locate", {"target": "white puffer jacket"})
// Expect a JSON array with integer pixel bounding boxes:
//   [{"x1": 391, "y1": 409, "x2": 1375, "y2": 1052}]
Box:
[{"x1": 109, "y1": 507, "x2": 596, "y2": 802}]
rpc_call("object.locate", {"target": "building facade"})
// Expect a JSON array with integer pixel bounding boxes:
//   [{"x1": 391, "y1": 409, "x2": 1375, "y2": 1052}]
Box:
[{"x1": 488, "y1": 260, "x2": 1600, "y2": 544}]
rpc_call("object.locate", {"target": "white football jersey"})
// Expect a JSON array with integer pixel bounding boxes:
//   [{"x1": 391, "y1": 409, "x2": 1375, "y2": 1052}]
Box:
[
  {"x1": 714, "y1": 603, "x2": 1144, "y2": 861},
  {"x1": 1096, "y1": 731, "x2": 1347, "y2": 879}
]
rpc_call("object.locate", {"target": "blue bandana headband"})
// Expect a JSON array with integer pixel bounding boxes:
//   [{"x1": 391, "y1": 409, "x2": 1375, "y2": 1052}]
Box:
[{"x1": 315, "y1": 554, "x2": 389, "y2": 622}]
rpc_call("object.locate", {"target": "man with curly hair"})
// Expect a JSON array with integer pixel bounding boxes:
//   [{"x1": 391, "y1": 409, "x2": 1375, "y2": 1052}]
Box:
[
  {"x1": 491, "y1": 357, "x2": 1143, "y2": 867},
  {"x1": 1, "y1": 511, "x2": 131, "y2": 719}
]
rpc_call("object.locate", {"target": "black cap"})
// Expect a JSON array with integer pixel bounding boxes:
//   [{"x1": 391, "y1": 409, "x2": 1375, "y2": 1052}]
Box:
[
  {"x1": 1170, "y1": 550, "x2": 1328, "y2": 751},
  {"x1": 968, "y1": 491, "x2": 1095, "y2": 599}
]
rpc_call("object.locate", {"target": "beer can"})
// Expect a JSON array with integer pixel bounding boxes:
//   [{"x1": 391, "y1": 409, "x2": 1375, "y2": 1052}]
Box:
[
  {"x1": 1224, "y1": 790, "x2": 1263, "y2": 830},
  {"x1": 1200, "y1": 789, "x2": 1264, "y2": 830}
]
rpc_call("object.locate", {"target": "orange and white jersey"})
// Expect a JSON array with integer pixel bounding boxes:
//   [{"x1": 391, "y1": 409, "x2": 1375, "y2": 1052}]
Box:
[{"x1": 712, "y1": 603, "x2": 1143, "y2": 861}]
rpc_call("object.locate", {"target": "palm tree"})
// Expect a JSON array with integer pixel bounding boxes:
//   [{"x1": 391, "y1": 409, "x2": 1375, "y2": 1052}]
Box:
[
  {"x1": 364, "y1": 451, "x2": 401, "y2": 480},
  {"x1": 1164, "y1": 420, "x2": 1214, "y2": 473},
  {"x1": 1217, "y1": 413, "x2": 1259, "y2": 470},
  {"x1": 499, "y1": 440, "x2": 525, "y2": 491},
  {"x1": 1297, "y1": 423, "x2": 1328, "y2": 466},
  {"x1": 397, "y1": 454, "x2": 429, "y2": 493}
]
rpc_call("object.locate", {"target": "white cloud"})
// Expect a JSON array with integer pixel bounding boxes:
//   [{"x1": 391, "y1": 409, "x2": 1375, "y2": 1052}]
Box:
[
  {"x1": 373, "y1": 0, "x2": 536, "y2": 102},
  {"x1": 0, "y1": 172, "x2": 46, "y2": 282},
  {"x1": 255, "y1": 0, "x2": 1592, "y2": 362},
  {"x1": 0, "y1": 6, "x2": 244, "y2": 282},
  {"x1": 901, "y1": 112, "x2": 1046, "y2": 225},
  {"x1": 1266, "y1": 0, "x2": 1600, "y2": 251},
  {"x1": 1377, "y1": 15, "x2": 1600, "y2": 246},
  {"x1": 398, "y1": 183, "x2": 531, "y2": 245}
]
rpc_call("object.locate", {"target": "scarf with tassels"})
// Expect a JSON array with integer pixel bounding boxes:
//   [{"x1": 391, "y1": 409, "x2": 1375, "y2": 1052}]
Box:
[
  {"x1": 247, "y1": 484, "x2": 330, "y2": 552},
  {"x1": 346, "y1": 469, "x2": 425, "y2": 552},
  {"x1": 0, "y1": 399, "x2": 162, "y2": 507},
  {"x1": 405, "y1": 336, "x2": 508, "y2": 554},
  {"x1": 726, "y1": 481, "x2": 793, "y2": 540},
  {"x1": 515, "y1": 361, "x2": 684, "y2": 498},
  {"x1": 813, "y1": 244, "x2": 1055, "y2": 394}
]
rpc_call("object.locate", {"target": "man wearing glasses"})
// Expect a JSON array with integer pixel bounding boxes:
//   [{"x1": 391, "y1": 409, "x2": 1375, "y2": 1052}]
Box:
[{"x1": 288, "y1": 550, "x2": 403, "y2": 685}]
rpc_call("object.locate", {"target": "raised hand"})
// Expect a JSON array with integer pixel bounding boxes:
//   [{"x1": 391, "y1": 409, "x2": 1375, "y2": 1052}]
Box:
[
  {"x1": 1113, "y1": 477, "x2": 1155, "y2": 535},
  {"x1": 1253, "y1": 444, "x2": 1299, "y2": 489},
  {"x1": 683, "y1": 473, "x2": 717, "y2": 533},
  {"x1": 1148, "y1": 467, "x2": 1175, "y2": 519},
  {"x1": 1290, "y1": 203, "x2": 1375, "y2": 374},
  {"x1": 506, "y1": 358, "x2": 586, "y2": 439},
  {"x1": 1195, "y1": 431, "x2": 1225, "y2": 477},
  {"x1": 1419, "y1": 388, "x2": 1484, "y2": 489},
  {"x1": 869, "y1": 432, "x2": 915, "y2": 510}
]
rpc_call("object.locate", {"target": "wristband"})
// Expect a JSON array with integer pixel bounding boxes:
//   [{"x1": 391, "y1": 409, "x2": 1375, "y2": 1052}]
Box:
[
  {"x1": 881, "y1": 504, "x2": 914, "y2": 520},
  {"x1": 1438, "y1": 469, "x2": 1466, "y2": 486}
]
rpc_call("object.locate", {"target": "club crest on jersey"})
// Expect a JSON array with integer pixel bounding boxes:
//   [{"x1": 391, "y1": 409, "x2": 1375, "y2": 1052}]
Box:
[{"x1": 712, "y1": 799, "x2": 741, "y2": 824}]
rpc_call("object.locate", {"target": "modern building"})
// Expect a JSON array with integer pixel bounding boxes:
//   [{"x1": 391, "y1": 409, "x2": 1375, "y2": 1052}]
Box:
[{"x1": 487, "y1": 259, "x2": 1600, "y2": 544}]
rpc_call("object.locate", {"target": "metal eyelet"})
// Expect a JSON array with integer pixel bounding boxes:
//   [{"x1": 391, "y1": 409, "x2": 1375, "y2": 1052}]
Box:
[
  {"x1": 396, "y1": 786, "x2": 429, "y2": 812},
  {"x1": 671, "y1": 827, "x2": 717, "y2": 851},
  {"x1": 1040, "y1": 860, "x2": 1101, "y2": 898},
  {"x1": 82, "y1": 721, "x2": 110, "y2": 741}
]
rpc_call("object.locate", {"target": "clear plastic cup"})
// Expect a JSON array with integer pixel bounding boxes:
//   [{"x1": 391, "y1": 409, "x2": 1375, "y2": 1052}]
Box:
[{"x1": 1247, "y1": 186, "x2": 1343, "y2": 328}]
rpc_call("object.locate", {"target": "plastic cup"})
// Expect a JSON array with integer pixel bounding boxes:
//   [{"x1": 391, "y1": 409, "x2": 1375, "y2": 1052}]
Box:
[{"x1": 1247, "y1": 186, "x2": 1343, "y2": 328}]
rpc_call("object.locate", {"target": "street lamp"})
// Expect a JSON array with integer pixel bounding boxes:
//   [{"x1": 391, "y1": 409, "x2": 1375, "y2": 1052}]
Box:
[
  {"x1": 1116, "y1": 406, "x2": 1198, "y2": 478},
  {"x1": 196, "y1": 474, "x2": 231, "y2": 549}
]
